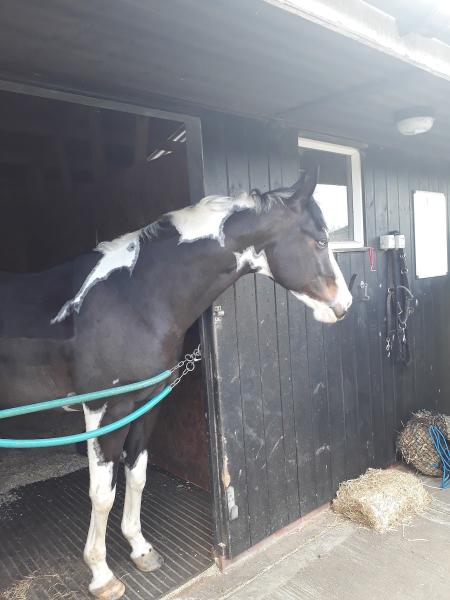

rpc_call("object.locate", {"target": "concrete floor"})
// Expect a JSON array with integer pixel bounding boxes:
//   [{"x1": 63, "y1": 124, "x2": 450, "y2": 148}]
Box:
[{"x1": 168, "y1": 475, "x2": 450, "y2": 600}]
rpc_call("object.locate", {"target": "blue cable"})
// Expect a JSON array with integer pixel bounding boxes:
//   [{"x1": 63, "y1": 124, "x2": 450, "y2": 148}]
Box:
[
  {"x1": 0, "y1": 370, "x2": 172, "y2": 420},
  {"x1": 429, "y1": 425, "x2": 450, "y2": 489},
  {"x1": 0, "y1": 385, "x2": 172, "y2": 449}
]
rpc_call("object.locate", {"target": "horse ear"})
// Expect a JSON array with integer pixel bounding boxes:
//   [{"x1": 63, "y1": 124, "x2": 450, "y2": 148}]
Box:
[
  {"x1": 260, "y1": 168, "x2": 318, "y2": 207},
  {"x1": 286, "y1": 167, "x2": 319, "y2": 211},
  {"x1": 269, "y1": 170, "x2": 307, "y2": 200},
  {"x1": 262, "y1": 171, "x2": 307, "y2": 203},
  {"x1": 283, "y1": 170, "x2": 307, "y2": 198}
]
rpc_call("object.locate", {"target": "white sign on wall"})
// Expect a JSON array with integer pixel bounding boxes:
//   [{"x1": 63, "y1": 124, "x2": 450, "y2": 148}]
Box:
[{"x1": 413, "y1": 191, "x2": 448, "y2": 279}]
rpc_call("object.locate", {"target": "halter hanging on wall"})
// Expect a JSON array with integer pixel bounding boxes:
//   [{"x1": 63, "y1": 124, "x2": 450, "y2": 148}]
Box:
[{"x1": 384, "y1": 232, "x2": 417, "y2": 367}]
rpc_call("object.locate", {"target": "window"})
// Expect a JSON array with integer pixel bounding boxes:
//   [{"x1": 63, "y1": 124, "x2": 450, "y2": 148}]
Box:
[
  {"x1": 413, "y1": 190, "x2": 448, "y2": 278},
  {"x1": 298, "y1": 137, "x2": 364, "y2": 250}
]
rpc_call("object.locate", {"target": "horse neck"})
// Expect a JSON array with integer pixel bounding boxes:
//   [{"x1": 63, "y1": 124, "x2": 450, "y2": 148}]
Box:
[{"x1": 134, "y1": 208, "x2": 274, "y2": 332}]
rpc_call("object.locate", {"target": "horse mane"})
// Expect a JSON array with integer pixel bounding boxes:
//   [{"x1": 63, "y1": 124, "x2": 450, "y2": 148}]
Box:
[
  {"x1": 249, "y1": 189, "x2": 281, "y2": 213},
  {"x1": 140, "y1": 189, "x2": 327, "y2": 244},
  {"x1": 141, "y1": 219, "x2": 167, "y2": 241},
  {"x1": 140, "y1": 193, "x2": 258, "y2": 241}
]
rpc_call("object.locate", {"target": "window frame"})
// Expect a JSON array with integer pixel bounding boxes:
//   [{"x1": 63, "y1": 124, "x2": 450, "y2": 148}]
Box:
[{"x1": 298, "y1": 136, "x2": 364, "y2": 251}]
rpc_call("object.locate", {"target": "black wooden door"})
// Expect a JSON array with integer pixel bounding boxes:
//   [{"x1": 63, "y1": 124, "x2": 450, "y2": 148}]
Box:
[{"x1": 201, "y1": 113, "x2": 304, "y2": 558}]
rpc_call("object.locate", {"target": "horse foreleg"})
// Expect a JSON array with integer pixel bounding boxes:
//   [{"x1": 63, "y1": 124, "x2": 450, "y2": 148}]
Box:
[
  {"x1": 121, "y1": 449, "x2": 164, "y2": 572},
  {"x1": 83, "y1": 405, "x2": 128, "y2": 600}
]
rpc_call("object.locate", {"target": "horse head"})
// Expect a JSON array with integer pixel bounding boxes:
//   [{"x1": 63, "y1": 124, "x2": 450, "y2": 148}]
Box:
[{"x1": 251, "y1": 170, "x2": 352, "y2": 324}]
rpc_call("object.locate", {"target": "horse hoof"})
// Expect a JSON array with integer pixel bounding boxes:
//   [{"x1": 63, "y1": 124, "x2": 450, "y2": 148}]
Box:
[
  {"x1": 90, "y1": 577, "x2": 125, "y2": 600},
  {"x1": 132, "y1": 549, "x2": 164, "y2": 572}
]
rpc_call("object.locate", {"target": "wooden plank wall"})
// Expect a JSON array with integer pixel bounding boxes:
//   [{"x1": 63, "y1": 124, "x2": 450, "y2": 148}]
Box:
[{"x1": 201, "y1": 112, "x2": 450, "y2": 558}]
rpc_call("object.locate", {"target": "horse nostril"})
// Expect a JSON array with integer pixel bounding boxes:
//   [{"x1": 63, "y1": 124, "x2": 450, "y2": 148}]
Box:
[{"x1": 332, "y1": 303, "x2": 348, "y2": 321}]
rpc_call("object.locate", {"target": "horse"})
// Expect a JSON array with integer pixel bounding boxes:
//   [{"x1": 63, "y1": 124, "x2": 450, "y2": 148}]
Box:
[{"x1": 0, "y1": 169, "x2": 352, "y2": 599}]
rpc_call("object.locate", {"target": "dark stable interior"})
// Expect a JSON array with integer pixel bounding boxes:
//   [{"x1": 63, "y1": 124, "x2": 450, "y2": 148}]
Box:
[{"x1": 0, "y1": 91, "x2": 210, "y2": 492}]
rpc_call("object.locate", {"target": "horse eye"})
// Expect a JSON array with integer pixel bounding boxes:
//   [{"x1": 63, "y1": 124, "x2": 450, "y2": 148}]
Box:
[{"x1": 317, "y1": 239, "x2": 328, "y2": 249}]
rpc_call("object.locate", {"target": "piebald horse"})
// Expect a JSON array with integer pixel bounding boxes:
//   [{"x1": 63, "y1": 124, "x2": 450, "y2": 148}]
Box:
[{"x1": 0, "y1": 170, "x2": 352, "y2": 599}]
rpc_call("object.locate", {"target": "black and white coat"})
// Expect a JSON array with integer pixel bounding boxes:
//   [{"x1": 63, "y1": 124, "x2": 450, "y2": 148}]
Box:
[{"x1": 0, "y1": 172, "x2": 352, "y2": 599}]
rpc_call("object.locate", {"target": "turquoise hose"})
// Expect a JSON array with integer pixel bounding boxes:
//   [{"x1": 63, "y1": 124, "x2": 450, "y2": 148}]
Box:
[
  {"x1": 0, "y1": 385, "x2": 173, "y2": 448},
  {"x1": 429, "y1": 425, "x2": 450, "y2": 489},
  {"x1": 0, "y1": 370, "x2": 172, "y2": 420}
]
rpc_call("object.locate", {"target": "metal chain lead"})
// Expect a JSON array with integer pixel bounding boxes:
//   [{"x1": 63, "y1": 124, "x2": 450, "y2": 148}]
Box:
[{"x1": 170, "y1": 344, "x2": 202, "y2": 388}]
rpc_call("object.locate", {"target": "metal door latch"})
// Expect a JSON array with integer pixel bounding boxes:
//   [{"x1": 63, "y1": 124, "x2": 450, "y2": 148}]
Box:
[
  {"x1": 226, "y1": 486, "x2": 239, "y2": 520},
  {"x1": 359, "y1": 281, "x2": 370, "y2": 301},
  {"x1": 213, "y1": 305, "x2": 225, "y2": 323}
]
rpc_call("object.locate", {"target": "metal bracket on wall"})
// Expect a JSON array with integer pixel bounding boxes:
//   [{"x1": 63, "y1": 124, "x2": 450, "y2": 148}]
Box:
[
  {"x1": 358, "y1": 280, "x2": 370, "y2": 301},
  {"x1": 213, "y1": 305, "x2": 225, "y2": 323},
  {"x1": 226, "y1": 486, "x2": 239, "y2": 521}
]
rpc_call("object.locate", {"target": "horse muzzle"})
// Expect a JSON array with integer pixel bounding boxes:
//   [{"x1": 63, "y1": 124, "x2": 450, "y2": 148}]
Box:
[
  {"x1": 330, "y1": 286, "x2": 353, "y2": 320},
  {"x1": 330, "y1": 299, "x2": 351, "y2": 321},
  {"x1": 329, "y1": 276, "x2": 353, "y2": 321},
  {"x1": 291, "y1": 286, "x2": 352, "y2": 324}
]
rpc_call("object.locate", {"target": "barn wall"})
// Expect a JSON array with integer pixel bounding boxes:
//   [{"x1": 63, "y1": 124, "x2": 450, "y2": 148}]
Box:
[{"x1": 200, "y1": 111, "x2": 450, "y2": 558}]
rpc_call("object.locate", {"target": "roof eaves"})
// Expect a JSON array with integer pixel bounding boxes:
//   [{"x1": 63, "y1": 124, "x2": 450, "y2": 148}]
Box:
[{"x1": 264, "y1": 0, "x2": 450, "y2": 82}]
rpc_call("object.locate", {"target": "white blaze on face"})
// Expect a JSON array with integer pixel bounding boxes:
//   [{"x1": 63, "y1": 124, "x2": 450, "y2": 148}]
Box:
[
  {"x1": 52, "y1": 231, "x2": 141, "y2": 323},
  {"x1": 290, "y1": 291, "x2": 339, "y2": 324},
  {"x1": 290, "y1": 249, "x2": 352, "y2": 324},
  {"x1": 234, "y1": 246, "x2": 273, "y2": 277},
  {"x1": 328, "y1": 248, "x2": 353, "y2": 313},
  {"x1": 168, "y1": 194, "x2": 255, "y2": 247}
]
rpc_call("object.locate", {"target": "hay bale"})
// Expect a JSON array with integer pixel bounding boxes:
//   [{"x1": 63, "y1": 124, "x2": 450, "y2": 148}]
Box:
[
  {"x1": 332, "y1": 468, "x2": 431, "y2": 533},
  {"x1": 397, "y1": 410, "x2": 449, "y2": 476}
]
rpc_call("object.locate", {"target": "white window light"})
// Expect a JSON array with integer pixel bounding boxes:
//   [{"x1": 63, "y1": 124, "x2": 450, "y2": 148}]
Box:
[
  {"x1": 413, "y1": 190, "x2": 447, "y2": 278},
  {"x1": 167, "y1": 127, "x2": 186, "y2": 143},
  {"x1": 146, "y1": 149, "x2": 173, "y2": 162},
  {"x1": 298, "y1": 137, "x2": 364, "y2": 251}
]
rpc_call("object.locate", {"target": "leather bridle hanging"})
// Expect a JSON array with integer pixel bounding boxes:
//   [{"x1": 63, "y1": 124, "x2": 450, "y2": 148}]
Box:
[{"x1": 385, "y1": 234, "x2": 416, "y2": 366}]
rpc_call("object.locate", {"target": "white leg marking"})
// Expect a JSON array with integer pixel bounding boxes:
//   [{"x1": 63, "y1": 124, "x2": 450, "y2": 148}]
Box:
[
  {"x1": 121, "y1": 451, "x2": 152, "y2": 559},
  {"x1": 83, "y1": 405, "x2": 116, "y2": 593}
]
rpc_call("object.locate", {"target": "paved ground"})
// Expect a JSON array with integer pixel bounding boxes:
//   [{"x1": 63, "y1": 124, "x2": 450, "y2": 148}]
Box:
[{"x1": 168, "y1": 475, "x2": 450, "y2": 600}]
